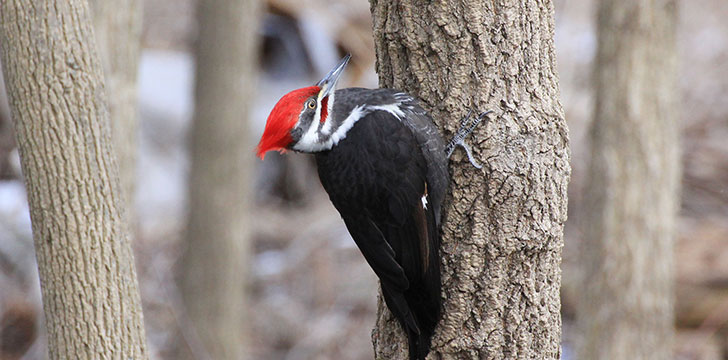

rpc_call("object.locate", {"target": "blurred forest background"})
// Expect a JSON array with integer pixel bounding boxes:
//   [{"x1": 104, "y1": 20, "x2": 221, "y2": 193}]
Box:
[{"x1": 0, "y1": 0, "x2": 726, "y2": 359}]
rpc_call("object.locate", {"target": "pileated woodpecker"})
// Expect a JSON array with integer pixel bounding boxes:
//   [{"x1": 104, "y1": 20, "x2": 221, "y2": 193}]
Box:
[{"x1": 257, "y1": 55, "x2": 484, "y2": 360}]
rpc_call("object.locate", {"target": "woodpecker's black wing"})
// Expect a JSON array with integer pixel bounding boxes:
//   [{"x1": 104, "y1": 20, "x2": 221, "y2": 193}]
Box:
[
  {"x1": 333, "y1": 88, "x2": 449, "y2": 223},
  {"x1": 314, "y1": 107, "x2": 443, "y2": 360},
  {"x1": 389, "y1": 91, "x2": 449, "y2": 224}
]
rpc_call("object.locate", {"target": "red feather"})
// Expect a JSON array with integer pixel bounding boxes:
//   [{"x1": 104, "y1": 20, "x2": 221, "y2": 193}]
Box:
[
  {"x1": 320, "y1": 96, "x2": 329, "y2": 123},
  {"x1": 256, "y1": 86, "x2": 320, "y2": 159}
]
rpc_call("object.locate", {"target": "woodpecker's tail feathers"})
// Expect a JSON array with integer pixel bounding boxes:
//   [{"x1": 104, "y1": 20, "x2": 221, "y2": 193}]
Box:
[
  {"x1": 405, "y1": 327, "x2": 432, "y2": 360},
  {"x1": 404, "y1": 293, "x2": 439, "y2": 360},
  {"x1": 382, "y1": 272, "x2": 441, "y2": 360},
  {"x1": 445, "y1": 109, "x2": 492, "y2": 169},
  {"x1": 383, "y1": 283, "x2": 442, "y2": 360},
  {"x1": 382, "y1": 284, "x2": 420, "y2": 336}
]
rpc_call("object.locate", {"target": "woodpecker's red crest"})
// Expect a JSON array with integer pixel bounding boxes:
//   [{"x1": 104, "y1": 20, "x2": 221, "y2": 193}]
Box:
[
  {"x1": 256, "y1": 55, "x2": 351, "y2": 159},
  {"x1": 256, "y1": 86, "x2": 320, "y2": 159}
]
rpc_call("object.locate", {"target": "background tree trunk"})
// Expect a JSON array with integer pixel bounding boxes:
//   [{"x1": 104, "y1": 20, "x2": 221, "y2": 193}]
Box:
[
  {"x1": 89, "y1": 0, "x2": 143, "y2": 228},
  {"x1": 176, "y1": 0, "x2": 259, "y2": 358},
  {"x1": 368, "y1": 0, "x2": 570, "y2": 358},
  {"x1": 0, "y1": 0, "x2": 149, "y2": 359},
  {"x1": 576, "y1": 1, "x2": 679, "y2": 359}
]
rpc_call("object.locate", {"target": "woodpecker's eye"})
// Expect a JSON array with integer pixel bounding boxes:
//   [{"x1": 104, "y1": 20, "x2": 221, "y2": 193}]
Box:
[{"x1": 307, "y1": 100, "x2": 316, "y2": 109}]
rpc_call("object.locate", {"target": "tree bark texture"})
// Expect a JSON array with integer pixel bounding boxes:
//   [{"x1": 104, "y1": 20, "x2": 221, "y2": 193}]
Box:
[
  {"x1": 177, "y1": 0, "x2": 259, "y2": 358},
  {"x1": 577, "y1": 1, "x2": 679, "y2": 359},
  {"x1": 0, "y1": 0, "x2": 149, "y2": 359},
  {"x1": 369, "y1": 1, "x2": 570, "y2": 358},
  {"x1": 89, "y1": 0, "x2": 143, "y2": 226}
]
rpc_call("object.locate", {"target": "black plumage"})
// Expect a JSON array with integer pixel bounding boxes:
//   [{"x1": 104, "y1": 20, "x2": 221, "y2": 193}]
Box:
[
  {"x1": 315, "y1": 91, "x2": 448, "y2": 360},
  {"x1": 256, "y1": 57, "x2": 450, "y2": 358}
]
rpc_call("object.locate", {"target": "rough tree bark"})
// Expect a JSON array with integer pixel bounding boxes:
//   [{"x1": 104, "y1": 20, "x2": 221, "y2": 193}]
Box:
[
  {"x1": 177, "y1": 0, "x2": 259, "y2": 358},
  {"x1": 369, "y1": 0, "x2": 570, "y2": 358},
  {"x1": 0, "y1": 0, "x2": 149, "y2": 359},
  {"x1": 577, "y1": 1, "x2": 679, "y2": 359},
  {"x1": 89, "y1": 0, "x2": 143, "y2": 225}
]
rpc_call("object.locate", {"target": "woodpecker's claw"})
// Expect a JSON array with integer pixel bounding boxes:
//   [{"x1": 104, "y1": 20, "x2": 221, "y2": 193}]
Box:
[
  {"x1": 455, "y1": 141, "x2": 482, "y2": 169},
  {"x1": 446, "y1": 110, "x2": 491, "y2": 169}
]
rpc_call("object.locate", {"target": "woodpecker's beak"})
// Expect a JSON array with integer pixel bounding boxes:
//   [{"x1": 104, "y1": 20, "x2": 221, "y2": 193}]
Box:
[{"x1": 316, "y1": 54, "x2": 350, "y2": 100}]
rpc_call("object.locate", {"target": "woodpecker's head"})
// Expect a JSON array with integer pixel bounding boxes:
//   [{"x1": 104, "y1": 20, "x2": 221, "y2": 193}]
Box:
[{"x1": 256, "y1": 55, "x2": 351, "y2": 159}]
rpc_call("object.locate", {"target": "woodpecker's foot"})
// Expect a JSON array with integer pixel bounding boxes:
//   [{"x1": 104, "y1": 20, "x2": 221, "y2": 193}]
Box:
[{"x1": 446, "y1": 110, "x2": 491, "y2": 169}]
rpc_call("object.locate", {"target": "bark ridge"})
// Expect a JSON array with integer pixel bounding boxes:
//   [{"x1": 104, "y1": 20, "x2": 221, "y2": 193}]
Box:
[{"x1": 368, "y1": 0, "x2": 570, "y2": 358}]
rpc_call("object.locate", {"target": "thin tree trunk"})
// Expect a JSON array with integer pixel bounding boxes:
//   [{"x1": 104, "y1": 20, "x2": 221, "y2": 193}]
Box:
[
  {"x1": 369, "y1": 0, "x2": 570, "y2": 358},
  {"x1": 89, "y1": 0, "x2": 143, "y2": 228},
  {"x1": 577, "y1": 1, "x2": 679, "y2": 359},
  {"x1": 0, "y1": 0, "x2": 149, "y2": 359},
  {"x1": 177, "y1": 0, "x2": 259, "y2": 358}
]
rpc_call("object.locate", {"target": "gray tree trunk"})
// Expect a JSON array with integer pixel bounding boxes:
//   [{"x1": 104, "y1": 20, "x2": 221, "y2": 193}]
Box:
[
  {"x1": 368, "y1": 0, "x2": 570, "y2": 358},
  {"x1": 177, "y1": 0, "x2": 259, "y2": 358},
  {"x1": 576, "y1": 1, "x2": 679, "y2": 359},
  {"x1": 0, "y1": 0, "x2": 149, "y2": 358},
  {"x1": 89, "y1": 0, "x2": 143, "y2": 227}
]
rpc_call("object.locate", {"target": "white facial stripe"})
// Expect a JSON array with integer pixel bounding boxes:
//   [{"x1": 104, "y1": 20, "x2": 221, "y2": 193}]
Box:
[
  {"x1": 293, "y1": 102, "x2": 407, "y2": 153},
  {"x1": 313, "y1": 96, "x2": 323, "y2": 127},
  {"x1": 298, "y1": 120, "x2": 319, "y2": 150},
  {"x1": 329, "y1": 105, "x2": 363, "y2": 146},
  {"x1": 320, "y1": 92, "x2": 335, "y2": 135},
  {"x1": 293, "y1": 105, "x2": 365, "y2": 153}
]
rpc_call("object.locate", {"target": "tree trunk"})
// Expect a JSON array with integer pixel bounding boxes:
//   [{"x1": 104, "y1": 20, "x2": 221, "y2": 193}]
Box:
[
  {"x1": 176, "y1": 0, "x2": 259, "y2": 358},
  {"x1": 577, "y1": 1, "x2": 679, "y2": 359},
  {"x1": 0, "y1": 0, "x2": 149, "y2": 359},
  {"x1": 88, "y1": 0, "x2": 143, "y2": 228},
  {"x1": 368, "y1": 1, "x2": 570, "y2": 358}
]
